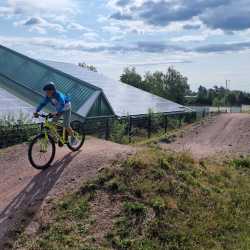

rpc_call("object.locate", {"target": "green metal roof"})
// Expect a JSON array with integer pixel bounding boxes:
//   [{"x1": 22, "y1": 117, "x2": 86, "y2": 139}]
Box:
[
  {"x1": 0, "y1": 44, "x2": 191, "y2": 119},
  {"x1": 0, "y1": 45, "x2": 114, "y2": 119},
  {"x1": 43, "y1": 60, "x2": 192, "y2": 116}
]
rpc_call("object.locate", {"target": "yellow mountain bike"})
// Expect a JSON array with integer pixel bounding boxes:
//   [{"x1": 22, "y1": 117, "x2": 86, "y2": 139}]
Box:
[{"x1": 28, "y1": 113, "x2": 85, "y2": 170}]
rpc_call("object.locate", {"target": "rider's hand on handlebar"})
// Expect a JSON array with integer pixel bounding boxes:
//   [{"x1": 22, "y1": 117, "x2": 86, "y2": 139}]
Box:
[
  {"x1": 51, "y1": 112, "x2": 59, "y2": 117},
  {"x1": 33, "y1": 112, "x2": 39, "y2": 118}
]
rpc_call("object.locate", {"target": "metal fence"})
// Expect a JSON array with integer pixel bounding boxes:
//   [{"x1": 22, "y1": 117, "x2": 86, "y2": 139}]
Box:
[
  {"x1": 188, "y1": 106, "x2": 242, "y2": 113},
  {"x1": 82, "y1": 112, "x2": 198, "y2": 143},
  {"x1": 0, "y1": 112, "x2": 201, "y2": 148}
]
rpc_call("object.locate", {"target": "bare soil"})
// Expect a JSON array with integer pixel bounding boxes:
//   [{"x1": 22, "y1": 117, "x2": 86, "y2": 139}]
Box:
[
  {"x1": 0, "y1": 137, "x2": 135, "y2": 249},
  {"x1": 161, "y1": 113, "x2": 250, "y2": 158},
  {"x1": 1, "y1": 113, "x2": 250, "y2": 249}
]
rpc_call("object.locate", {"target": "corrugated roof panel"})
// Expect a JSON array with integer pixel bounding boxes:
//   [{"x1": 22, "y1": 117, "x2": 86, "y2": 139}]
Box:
[
  {"x1": 0, "y1": 45, "x2": 98, "y2": 112},
  {"x1": 87, "y1": 93, "x2": 115, "y2": 117},
  {"x1": 42, "y1": 60, "x2": 191, "y2": 116},
  {"x1": 0, "y1": 45, "x2": 190, "y2": 119},
  {"x1": 0, "y1": 74, "x2": 43, "y2": 107},
  {"x1": 0, "y1": 86, "x2": 34, "y2": 118}
]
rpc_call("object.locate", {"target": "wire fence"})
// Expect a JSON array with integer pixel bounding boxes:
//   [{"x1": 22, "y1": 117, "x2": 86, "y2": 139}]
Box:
[
  {"x1": 72, "y1": 112, "x2": 200, "y2": 143},
  {"x1": 0, "y1": 111, "x2": 206, "y2": 149},
  {"x1": 0, "y1": 123, "x2": 40, "y2": 148},
  {"x1": 188, "y1": 106, "x2": 243, "y2": 114}
]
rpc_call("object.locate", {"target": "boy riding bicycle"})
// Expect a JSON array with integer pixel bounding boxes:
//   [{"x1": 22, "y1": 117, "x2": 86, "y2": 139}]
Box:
[{"x1": 34, "y1": 82, "x2": 76, "y2": 145}]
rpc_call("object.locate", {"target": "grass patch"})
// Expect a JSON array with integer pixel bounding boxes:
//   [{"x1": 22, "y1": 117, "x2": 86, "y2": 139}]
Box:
[
  {"x1": 15, "y1": 148, "x2": 250, "y2": 250},
  {"x1": 13, "y1": 193, "x2": 99, "y2": 250},
  {"x1": 230, "y1": 157, "x2": 250, "y2": 169}
]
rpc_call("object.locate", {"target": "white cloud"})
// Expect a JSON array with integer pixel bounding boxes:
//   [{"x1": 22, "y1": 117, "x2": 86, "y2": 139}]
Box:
[
  {"x1": 107, "y1": 0, "x2": 143, "y2": 10},
  {"x1": 14, "y1": 17, "x2": 65, "y2": 34},
  {"x1": 7, "y1": 0, "x2": 77, "y2": 16},
  {"x1": 110, "y1": 34, "x2": 126, "y2": 42},
  {"x1": 0, "y1": 0, "x2": 80, "y2": 34},
  {"x1": 171, "y1": 35, "x2": 206, "y2": 43},
  {"x1": 102, "y1": 25, "x2": 125, "y2": 34},
  {"x1": 171, "y1": 28, "x2": 223, "y2": 43},
  {"x1": 103, "y1": 6, "x2": 200, "y2": 36},
  {"x1": 81, "y1": 32, "x2": 100, "y2": 42},
  {"x1": 0, "y1": 6, "x2": 12, "y2": 16},
  {"x1": 67, "y1": 22, "x2": 91, "y2": 32},
  {"x1": 127, "y1": 60, "x2": 192, "y2": 67},
  {"x1": 0, "y1": 36, "x2": 109, "y2": 52}
]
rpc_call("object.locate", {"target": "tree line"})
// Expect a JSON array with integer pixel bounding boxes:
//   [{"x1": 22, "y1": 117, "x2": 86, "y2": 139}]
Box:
[
  {"x1": 120, "y1": 67, "x2": 250, "y2": 106},
  {"x1": 120, "y1": 67, "x2": 190, "y2": 104},
  {"x1": 78, "y1": 62, "x2": 250, "y2": 107},
  {"x1": 188, "y1": 86, "x2": 250, "y2": 106}
]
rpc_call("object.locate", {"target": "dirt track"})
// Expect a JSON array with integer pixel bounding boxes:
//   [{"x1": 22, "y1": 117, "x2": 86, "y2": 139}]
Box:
[
  {"x1": 1, "y1": 113, "x2": 250, "y2": 248},
  {"x1": 0, "y1": 137, "x2": 134, "y2": 249},
  {"x1": 161, "y1": 113, "x2": 250, "y2": 158}
]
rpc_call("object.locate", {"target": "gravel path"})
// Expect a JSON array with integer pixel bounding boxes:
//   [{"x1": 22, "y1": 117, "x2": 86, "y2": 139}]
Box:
[
  {"x1": 0, "y1": 137, "x2": 134, "y2": 249},
  {"x1": 161, "y1": 113, "x2": 250, "y2": 158}
]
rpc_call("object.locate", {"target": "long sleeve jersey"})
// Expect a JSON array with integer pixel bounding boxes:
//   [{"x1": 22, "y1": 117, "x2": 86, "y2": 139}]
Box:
[{"x1": 36, "y1": 91, "x2": 70, "y2": 113}]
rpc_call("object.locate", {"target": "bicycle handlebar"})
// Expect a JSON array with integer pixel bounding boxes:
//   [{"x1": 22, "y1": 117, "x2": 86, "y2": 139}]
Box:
[{"x1": 35, "y1": 113, "x2": 54, "y2": 119}]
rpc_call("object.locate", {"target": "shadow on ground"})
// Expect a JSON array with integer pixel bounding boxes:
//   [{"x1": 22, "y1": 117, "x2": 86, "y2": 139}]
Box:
[{"x1": 0, "y1": 151, "x2": 80, "y2": 249}]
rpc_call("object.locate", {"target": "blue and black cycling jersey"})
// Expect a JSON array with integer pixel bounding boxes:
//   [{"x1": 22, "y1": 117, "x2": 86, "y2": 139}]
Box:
[{"x1": 36, "y1": 91, "x2": 70, "y2": 113}]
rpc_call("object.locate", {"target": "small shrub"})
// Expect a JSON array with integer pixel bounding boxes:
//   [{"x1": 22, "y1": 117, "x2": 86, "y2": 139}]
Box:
[
  {"x1": 80, "y1": 183, "x2": 99, "y2": 195},
  {"x1": 105, "y1": 178, "x2": 127, "y2": 193},
  {"x1": 95, "y1": 168, "x2": 115, "y2": 185},
  {"x1": 150, "y1": 167, "x2": 166, "y2": 179},
  {"x1": 156, "y1": 181, "x2": 170, "y2": 194},
  {"x1": 0, "y1": 111, "x2": 32, "y2": 126},
  {"x1": 58, "y1": 195, "x2": 89, "y2": 220},
  {"x1": 151, "y1": 196, "x2": 165, "y2": 216},
  {"x1": 0, "y1": 112, "x2": 38, "y2": 148},
  {"x1": 231, "y1": 158, "x2": 250, "y2": 169},
  {"x1": 110, "y1": 120, "x2": 128, "y2": 144},
  {"x1": 124, "y1": 202, "x2": 147, "y2": 217}
]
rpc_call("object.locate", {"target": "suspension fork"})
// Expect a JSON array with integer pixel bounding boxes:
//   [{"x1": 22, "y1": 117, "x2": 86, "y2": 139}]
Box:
[
  {"x1": 62, "y1": 128, "x2": 69, "y2": 143},
  {"x1": 39, "y1": 131, "x2": 49, "y2": 152},
  {"x1": 57, "y1": 127, "x2": 67, "y2": 144},
  {"x1": 40, "y1": 121, "x2": 51, "y2": 150},
  {"x1": 63, "y1": 128, "x2": 66, "y2": 142}
]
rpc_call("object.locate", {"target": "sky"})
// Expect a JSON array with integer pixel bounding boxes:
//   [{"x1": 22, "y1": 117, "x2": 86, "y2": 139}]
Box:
[{"x1": 0, "y1": 0, "x2": 249, "y2": 91}]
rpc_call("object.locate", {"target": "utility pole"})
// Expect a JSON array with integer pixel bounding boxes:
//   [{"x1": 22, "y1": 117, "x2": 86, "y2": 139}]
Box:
[{"x1": 226, "y1": 80, "x2": 230, "y2": 90}]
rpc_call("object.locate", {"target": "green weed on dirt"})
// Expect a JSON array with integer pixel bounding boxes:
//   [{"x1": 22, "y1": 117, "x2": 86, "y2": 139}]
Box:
[{"x1": 14, "y1": 149, "x2": 250, "y2": 250}]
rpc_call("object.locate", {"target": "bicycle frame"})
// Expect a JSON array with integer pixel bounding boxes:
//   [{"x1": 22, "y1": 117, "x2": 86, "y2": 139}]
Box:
[{"x1": 41, "y1": 116, "x2": 68, "y2": 145}]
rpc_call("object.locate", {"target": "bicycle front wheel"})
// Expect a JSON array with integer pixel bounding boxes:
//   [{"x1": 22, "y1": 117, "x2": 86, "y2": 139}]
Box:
[{"x1": 28, "y1": 134, "x2": 56, "y2": 170}]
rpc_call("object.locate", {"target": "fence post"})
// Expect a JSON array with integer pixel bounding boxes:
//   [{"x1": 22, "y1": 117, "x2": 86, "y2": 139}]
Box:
[
  {"x1": 128, "y1": 116, "x2": 132, "y2": 143},
  {"x1": 178, "y1": 114, "x2": 182, "y2": 128},
  {"x1": 194, "y1": 112, "x2": 197, "y2": 121},
  {"x1": 164, "y1": 115, "x2": 168, "y2": 133},
  {"x1": 105, "y1": 118, "x2": 110, "y2": 140},
  {"x1": 148, "y1": 114, "x2": 152, "y2": 138}
]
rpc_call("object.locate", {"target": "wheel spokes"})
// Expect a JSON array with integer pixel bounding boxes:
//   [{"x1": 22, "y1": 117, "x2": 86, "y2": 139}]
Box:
[
  {"x1": 32, "y1": 138, "x2": 53, "y2": 167},
  {"x1": 69, "y1": 132, "x2": 83, "y2": 148}
]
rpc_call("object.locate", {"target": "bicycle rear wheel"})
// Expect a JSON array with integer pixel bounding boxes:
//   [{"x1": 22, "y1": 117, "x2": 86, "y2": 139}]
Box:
[
  {"x1": 28, "y1": 134, "x2": 56, "y2": 170},
  {"x1": 67, "y1": 121, "x2": 85, "y2": 152}
]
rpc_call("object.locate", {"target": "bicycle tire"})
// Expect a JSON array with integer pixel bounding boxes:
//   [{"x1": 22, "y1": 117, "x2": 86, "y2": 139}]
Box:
[
  {"x1": 67, "y1": 121, "x2": 85, "y2": 152},
  {"x1": 28, "y1": 134, "x2": 56, "y2": 170}
]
